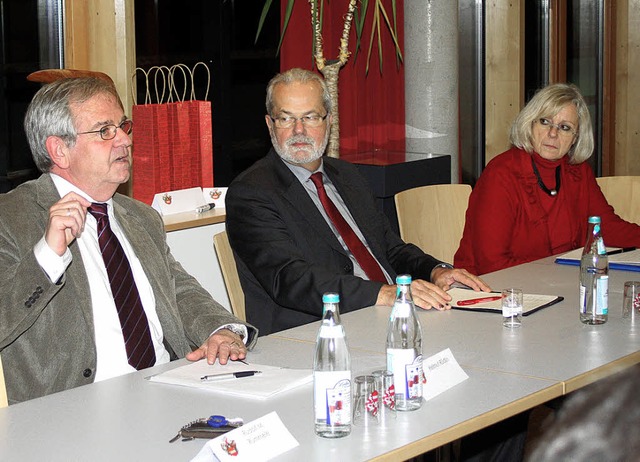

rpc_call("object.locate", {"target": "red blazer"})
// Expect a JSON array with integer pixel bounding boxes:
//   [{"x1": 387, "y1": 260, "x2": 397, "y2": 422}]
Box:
[{"x1": 454, "y1": 147, "x2": 640, "y2": 275}]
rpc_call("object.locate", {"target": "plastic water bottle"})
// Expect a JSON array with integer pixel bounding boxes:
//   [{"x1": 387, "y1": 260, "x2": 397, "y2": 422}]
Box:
[
  {"x1": 386, "y1": 275, "x2": 424, "y2": 411},
  {"x1": 313, "y1": 293, "x2": 351, "y2": 437},
  {"x1": 580, "y1": 216, "x2": 609, "y2": 324}
]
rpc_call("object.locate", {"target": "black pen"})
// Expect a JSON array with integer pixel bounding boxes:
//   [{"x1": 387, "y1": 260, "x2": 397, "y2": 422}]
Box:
[
  {"x1": 606, "y1": 247, "x2": 636, "y2": 256},
  {"x1": 201, "y1": 370, "x2": 262, "y2": 381},
  {"x1": 195, "y1": 203, "x2": 216, "y2": 214}
]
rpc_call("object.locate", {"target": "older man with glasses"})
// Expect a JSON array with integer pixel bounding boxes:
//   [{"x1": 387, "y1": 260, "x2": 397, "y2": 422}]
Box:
[
  {"x1": 0, "y1": 77, "x2": 257, "y2": 404},
  {"x1": 226, "y1": 68, "x2": 489, "y2": 336}
]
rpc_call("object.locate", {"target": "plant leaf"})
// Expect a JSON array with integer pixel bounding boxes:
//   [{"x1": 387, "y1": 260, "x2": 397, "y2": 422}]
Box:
[{"x1": 255, "y1": 0, "x2": 275, "y2": 44}]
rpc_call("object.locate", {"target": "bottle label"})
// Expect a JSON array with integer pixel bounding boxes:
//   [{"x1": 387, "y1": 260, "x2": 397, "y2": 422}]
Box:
[
  {"x1": 318, "y1": 325, "x2": 345, "y2": 339},
  {"x1": 314, "y1": 371, "x2": 351, "y2": 425},
  {"x1": 392, "y1": 301, "x2": 412, "y2": 318},
  {"x1": 386, "y1": 349, "x2": 424, "y2": 400},
  {"x1": 579, "y1": 277, "x2": 608, "y2": 315},
  {"x1": 596, "y1": 275, "x2": 608, "y2": 315}
]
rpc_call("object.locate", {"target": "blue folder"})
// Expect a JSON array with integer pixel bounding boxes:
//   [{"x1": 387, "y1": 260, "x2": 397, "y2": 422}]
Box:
[{"x1": 555, "y1": 258, "x2": 640, "y2": 272}]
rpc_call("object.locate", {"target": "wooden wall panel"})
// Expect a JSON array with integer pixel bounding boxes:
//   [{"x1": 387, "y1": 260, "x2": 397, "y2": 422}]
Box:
[
  {"x1": 615, "y1": 0, "x2": 640, "y2": 175},
  {"x1": 63, "y1": 0, "x2": 136, "y2": 114},
  {"x1": 485, "y1": 1, "x2": 524, "y2": 163}
]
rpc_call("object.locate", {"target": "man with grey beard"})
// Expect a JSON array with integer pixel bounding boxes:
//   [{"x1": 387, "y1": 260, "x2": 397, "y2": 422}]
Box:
[{"x1": 226, "y1": 68, "x2": 489, "y2": 335}]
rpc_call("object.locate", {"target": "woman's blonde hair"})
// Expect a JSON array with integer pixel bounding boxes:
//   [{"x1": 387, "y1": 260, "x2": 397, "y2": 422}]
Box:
[{"x1": 509, "y1": 83, "x2": 594, "y2": 164}]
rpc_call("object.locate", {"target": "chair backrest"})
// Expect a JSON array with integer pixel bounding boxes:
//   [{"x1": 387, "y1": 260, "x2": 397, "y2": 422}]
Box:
[
  {"x1": 213, "y1": 231, "x2": 246, "y2": 322},
  {"x1": 596, "y1": 176, "x2": 640, "y2": 225},
  {"x1": 0, "y1": 355, "x2": 7, "y2": 408},
  {"x1": 395, "y1": 184, "x2": 472, "y2": 263}
]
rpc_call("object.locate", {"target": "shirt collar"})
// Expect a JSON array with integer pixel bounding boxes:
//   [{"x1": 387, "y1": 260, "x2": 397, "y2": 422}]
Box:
[
  {"x1": 279, "y1": 156, "x2": 326, "y2": 183},
  {"x1": 50, "y1": 173, "x2": 113, "y2": 207}
]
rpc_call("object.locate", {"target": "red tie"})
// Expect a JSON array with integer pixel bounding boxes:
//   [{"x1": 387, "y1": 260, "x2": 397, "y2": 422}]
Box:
[
  {"x1": 310, "y1": 172, "x2": 387, "y2": 283},
  {"x1": 88, "y1": 203, "x2": 156, "y2": 370}
]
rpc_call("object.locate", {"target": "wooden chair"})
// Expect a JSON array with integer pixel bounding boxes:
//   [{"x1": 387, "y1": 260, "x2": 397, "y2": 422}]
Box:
[
  {"x1": 596, "y1": 176, "x2": 640, "y2": 225},
  {"x1": 213, "y1": 231, "x2": 246, "y2": 321},
  {"x1": 0, "y1": 355, "x2": 7, "y2": 408},
  {"x1": 394, "y1": 184, "x2": 472, "y2": 263}
]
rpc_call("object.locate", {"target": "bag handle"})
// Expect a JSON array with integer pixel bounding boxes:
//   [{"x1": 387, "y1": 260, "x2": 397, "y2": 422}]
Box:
[
  {"x1": 133, "y1": 62, "x2": 211, "y2": 104},
  {"x1": 192, "y1": 62, "x2": 211, "y2": 101},
  {"x1": 169, "y1": 62, "x2": 211, "y2": 102},
  {"x1": 133, "y1": 66, "x2": 171, "y2": 105},
  {"x1": 169, "y1": 64, "x2": 190, "y2": 103}
]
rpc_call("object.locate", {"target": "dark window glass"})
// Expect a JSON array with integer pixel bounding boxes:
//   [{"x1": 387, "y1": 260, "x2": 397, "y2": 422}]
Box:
[
  {"x1": 134, "y1": 0, "x2": 280, "y2": 185},
  {"x1": 0, "y1": 1, "x2": 62, "y2": 192}
]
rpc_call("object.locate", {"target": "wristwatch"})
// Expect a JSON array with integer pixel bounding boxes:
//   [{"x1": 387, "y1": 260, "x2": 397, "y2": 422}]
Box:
[{"x1": 220, "y1": 324, "x2": 246, "y2": 341}]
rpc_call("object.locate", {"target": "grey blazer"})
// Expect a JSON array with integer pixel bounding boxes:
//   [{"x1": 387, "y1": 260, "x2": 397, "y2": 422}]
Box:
[{"x1": 0, "y1": 174, "x2": 256, "y2": 404}]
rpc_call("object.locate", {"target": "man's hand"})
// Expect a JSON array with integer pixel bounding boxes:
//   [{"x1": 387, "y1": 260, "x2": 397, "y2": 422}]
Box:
[
  {"x1": 186, "y1": 329, "x2": 247, "y2": 365},
  {"x1": 376, "y1": 268, "x2": 491, "y2": 310},
  {"x1": 45, "y1": 192, "x2": 91, "y2": 256},
  {"x1": 377, "y1": 280, "x2": 458, "y2": 310},
  {"x1": 430, "y1": 267, "x2": 491, "y2": 293}
]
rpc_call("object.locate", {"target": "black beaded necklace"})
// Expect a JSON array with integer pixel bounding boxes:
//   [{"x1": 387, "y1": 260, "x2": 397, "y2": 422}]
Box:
[{"x1": 531, "y1": 157, "x2": 561, "y2": 197}]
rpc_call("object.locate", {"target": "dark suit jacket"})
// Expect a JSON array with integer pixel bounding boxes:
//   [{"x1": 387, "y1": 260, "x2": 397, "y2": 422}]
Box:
[
  {"x1": 0, "y1": 174, "x2": 257, "y2": 404},
  {"x1": 226, "y1": 150, "x2": 443, "y2": 335}
]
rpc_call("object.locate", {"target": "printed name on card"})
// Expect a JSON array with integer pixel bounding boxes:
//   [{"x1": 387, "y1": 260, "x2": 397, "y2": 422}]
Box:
[
  {"x1": 191, "y1": 412, "x2": 298, "y2": 462},
  {"x1": 422, "y1": 348, "x2": 469, "y2": 402}
]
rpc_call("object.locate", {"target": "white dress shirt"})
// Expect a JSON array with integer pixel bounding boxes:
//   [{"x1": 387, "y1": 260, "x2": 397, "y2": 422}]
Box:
[{"x1": 35, "y1": 175, "x2": 171, "y2": 381}]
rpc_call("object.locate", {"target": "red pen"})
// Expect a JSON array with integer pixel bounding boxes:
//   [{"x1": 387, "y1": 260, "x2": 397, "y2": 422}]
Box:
[{"x1": 457, "y1": 295, "x2": 503, "y2": 306}]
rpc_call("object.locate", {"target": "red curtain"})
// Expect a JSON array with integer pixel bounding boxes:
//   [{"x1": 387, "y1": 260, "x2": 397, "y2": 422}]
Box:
[{"x1": 279, "y1": 0, "x2": 405, "y2": 156}]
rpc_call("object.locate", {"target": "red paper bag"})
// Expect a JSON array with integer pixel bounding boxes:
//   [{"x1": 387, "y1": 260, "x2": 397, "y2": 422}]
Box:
[{"x1": 132, "y1": 63, "x2": 214, "y2": 205}]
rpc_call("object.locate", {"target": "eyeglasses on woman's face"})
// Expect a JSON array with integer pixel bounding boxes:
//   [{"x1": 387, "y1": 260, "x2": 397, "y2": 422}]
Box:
[{"x1": 535, "y1": 118, "x2": 577, "y2": 137}]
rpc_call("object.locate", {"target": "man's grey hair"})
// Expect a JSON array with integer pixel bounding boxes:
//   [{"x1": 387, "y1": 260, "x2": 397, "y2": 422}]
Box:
[
  {"x1": 265, "y1": 68, "x2": 332, "y2": 116},
  {"x1": 24, "y1": 77, "x2": 123, "y2": 172}
]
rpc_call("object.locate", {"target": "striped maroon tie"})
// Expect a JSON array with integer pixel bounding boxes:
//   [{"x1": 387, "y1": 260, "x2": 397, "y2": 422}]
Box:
[
  {"x1": 88, "y1": 203, "x2": 156, "y2": 370},
  {"x1": 310, "y1": 172, "x2": 387, "y2": 283}
]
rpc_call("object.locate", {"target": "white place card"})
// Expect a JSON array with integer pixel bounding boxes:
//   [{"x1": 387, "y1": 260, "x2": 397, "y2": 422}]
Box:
[
  {"x1": 151, "y1": 187, "x2": 207, "y2": 215},
  {"x1": 190, "y1": 412, "x2": 299, "y2": 462},
  {"x1": 202, "y1": 187, "x2": 228, "y2": 209},
  {"x1": 422, "y1": 348, "x2": 469, "y2": 401}
]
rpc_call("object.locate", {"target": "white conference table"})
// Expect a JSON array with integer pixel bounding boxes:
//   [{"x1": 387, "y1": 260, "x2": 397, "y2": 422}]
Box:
[
  {"x1": 278, "y1": 255, "x2": 640, "y2": 393},
  {"x1": 1, "y1": 256, "x2": 638, "y2": 461}
]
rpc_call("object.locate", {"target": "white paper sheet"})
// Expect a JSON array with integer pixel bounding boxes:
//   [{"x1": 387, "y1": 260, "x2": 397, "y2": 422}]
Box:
[{"x1": 147, "y1": 361, "x2": 312, "y2": 400}]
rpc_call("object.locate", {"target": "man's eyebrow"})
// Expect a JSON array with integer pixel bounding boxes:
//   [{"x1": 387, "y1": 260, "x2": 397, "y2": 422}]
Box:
[
  {"x1": 275, "y1": 110, "x2": 320, "y2": 117},
  {"x1": 82, "y1": 116, "x2": 127, "y2": 131}
]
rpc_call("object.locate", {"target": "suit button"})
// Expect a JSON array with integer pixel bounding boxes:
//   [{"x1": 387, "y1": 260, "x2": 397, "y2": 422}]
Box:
[
  {"x1": 36, "y1": 286, "x2": 44, "y2": 294},
  {"x1": 25, "y1": 301, "x2": 32, "y2": 308},
  {"x1": 83, "y1": 368, "x2": 93, "y2": 378}
]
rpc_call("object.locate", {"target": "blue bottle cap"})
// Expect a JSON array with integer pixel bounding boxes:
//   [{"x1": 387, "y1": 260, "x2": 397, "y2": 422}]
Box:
[
  {"x1": 588, "y1": 216, "x2": 601, "y2": 224},
  {"x1": 322, "y1": 292, "x2": 340, "y2": 303},
  {"x1": 396, "y1": 274, "x2": 412, "y2": 285}
]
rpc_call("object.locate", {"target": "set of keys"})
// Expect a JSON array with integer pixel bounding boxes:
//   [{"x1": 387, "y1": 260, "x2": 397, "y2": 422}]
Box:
[{"x1": 169, "y1": 415, "x2": 244, "y2": 443}]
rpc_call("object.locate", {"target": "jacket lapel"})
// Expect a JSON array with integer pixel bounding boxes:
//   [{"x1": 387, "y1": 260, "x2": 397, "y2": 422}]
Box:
[{"x1": 270, "y1": 151, "x2": 348, "y2": 256}]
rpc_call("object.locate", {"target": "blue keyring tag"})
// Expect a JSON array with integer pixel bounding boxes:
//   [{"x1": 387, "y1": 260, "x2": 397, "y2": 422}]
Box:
[{"x1": 207, "y1": 415, "x2": 228, "y2": 428}]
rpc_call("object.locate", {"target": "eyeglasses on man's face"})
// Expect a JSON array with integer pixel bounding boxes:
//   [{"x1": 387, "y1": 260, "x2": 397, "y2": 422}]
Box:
[
  {"x1": 77, "y1": 119, "x2": 133, "y2": 141},
  {"x1": 535, "y1": 118, "x2": 577, "y2": 136},
  {"x1": 269, "y1": 113, "x2": 328, "y2": 129}
]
